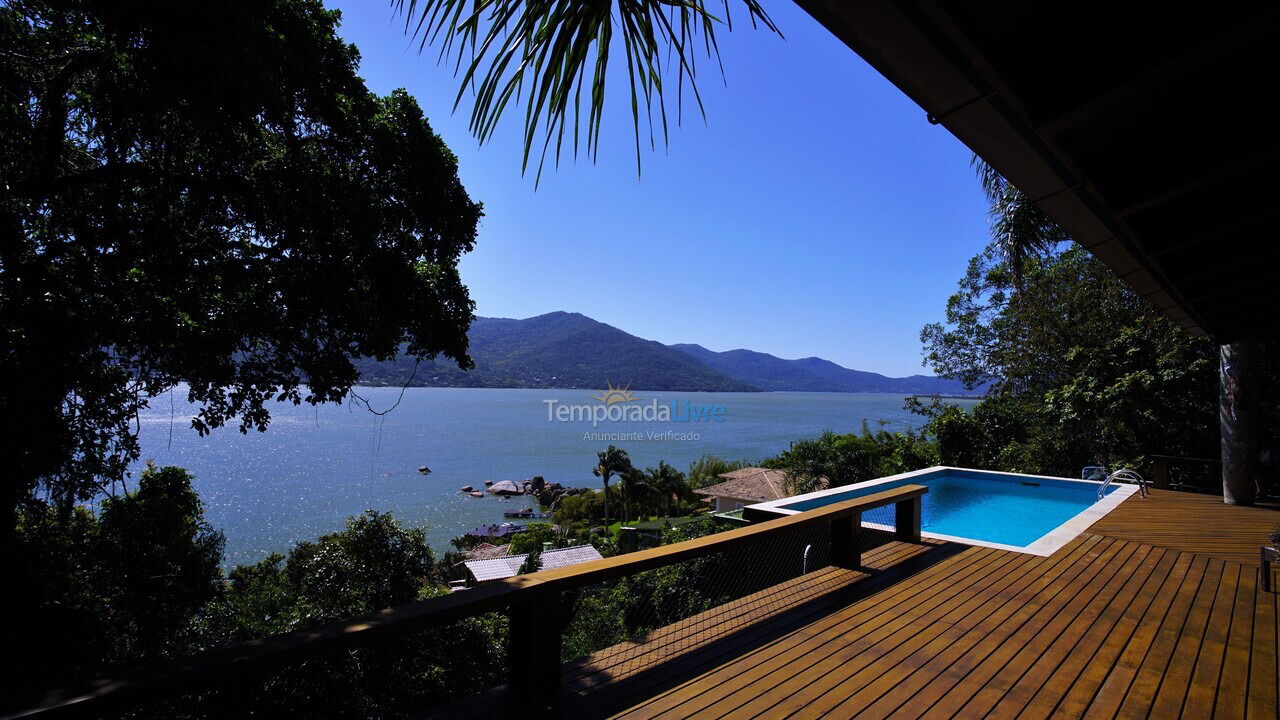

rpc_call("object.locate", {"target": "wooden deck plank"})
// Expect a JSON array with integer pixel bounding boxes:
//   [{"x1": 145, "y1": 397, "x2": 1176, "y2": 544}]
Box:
[
  {"x1": 608, "y1": 545, "x2": 1006, "y2": 720},
  {"x1": 1213, "y1": 567, "x2": 1257, "y2": 720},
  {"x1": 621, "y1": 544, "x2": 1022, "y2": 720},
  {"x1": 1014, "y1": 547, "x2": 1180, "y2": 719},
  {"x1": 1246, "y1": 586, "x2": 1277, "y2": 720},
  {"x1": 563, "y1": 538, "x2": 942, "y2": 712},
  {"x1": 866, "y1": 536, "x2": 1120, "y2": 720},
  {"x1": 754, "y1": 540, "x2": 1104, "y2": 720},
  {"x1": 732, "y1": 538, "x2": 1121, "y2": 717},
  {"x1": 1116, "y1": 557, "x2": 1226, "y2": 719},
  {"x1": 1081, "y1": 554, "x2": 1210, "y2": 720},
  {"x1": 1050, "y1": 550, "x2": 1196, "y2": 719},
  {"x1": 841, "y1": 539, "x2": 1141, "y2": 720},
  {"x1": 1089, "y1": 489, "x2": 1280, "y2": 566},
  {"x1": 1154, "y1": 560, "x2": 1239, "y2": 719},
  {"x1": 933, "y1": 541, "x2": 1151, "y2": 719}
]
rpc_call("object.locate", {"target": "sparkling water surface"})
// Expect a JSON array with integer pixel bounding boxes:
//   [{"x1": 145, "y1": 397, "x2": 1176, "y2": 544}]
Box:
[{"x1": 134, "y1": 387, "x2": 977, "y2": 566}]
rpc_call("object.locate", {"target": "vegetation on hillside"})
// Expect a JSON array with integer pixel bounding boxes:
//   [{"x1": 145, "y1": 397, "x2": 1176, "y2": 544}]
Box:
[{"x1": 353, "y1": 312, "x2": 759, "y2": 391}]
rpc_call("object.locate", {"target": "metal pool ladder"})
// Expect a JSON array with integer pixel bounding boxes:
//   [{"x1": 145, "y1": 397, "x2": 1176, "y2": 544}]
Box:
[{"x1": 1095, "y1": 468, "x2": 1148, "y2": 499}]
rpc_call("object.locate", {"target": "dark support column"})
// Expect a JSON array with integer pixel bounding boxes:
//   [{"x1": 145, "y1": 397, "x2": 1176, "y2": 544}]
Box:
[
  {"x1": 1151, "y1": 459, "x2": 1170, "y2": 490},
  {"x1": 831, "y1": 511, "x2": 861, "y2": 569},
  {"x1": 1220, "y1": 341, "x2": 1259, "y2": 506},
  {"x1": 895, "y1": 496, "x2": 922, "y2": 542},
  {"x1": 508, "y1": 588, "x2": 562, "y2": 711}
]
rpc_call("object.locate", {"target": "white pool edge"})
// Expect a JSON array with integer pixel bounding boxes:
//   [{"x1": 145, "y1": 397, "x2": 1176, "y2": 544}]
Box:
[{"x1": 746, "y1": 465, "x2": 1140, "y2": 556}]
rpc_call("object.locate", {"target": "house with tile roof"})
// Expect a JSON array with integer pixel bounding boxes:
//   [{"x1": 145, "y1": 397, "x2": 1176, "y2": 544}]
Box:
[{"x1": 693, "y1": 467, "x2": 794, "y2": 512}]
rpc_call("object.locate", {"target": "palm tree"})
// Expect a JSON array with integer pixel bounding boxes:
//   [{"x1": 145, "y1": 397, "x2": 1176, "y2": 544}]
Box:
[
  {"x1": 393, "y1": 0, "x2": 780, "y2": 179},
  {"x1": 646, "y1": 461, "x2": 689, "y2": 516},
  {"x1": 592, "y1": 445, "x2": 632, "y2": 521},
  {"x1": 972, "y1": 156, "x2": 1069, "y2": 292},
  {"x1": 617, "y1": 468, "x2": 649, "y2": 522}
]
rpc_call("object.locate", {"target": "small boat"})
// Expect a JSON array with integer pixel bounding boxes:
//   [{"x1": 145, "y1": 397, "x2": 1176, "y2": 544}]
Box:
[{"x1": 418, "y1": 466, "x2": 432, "y2": 475}]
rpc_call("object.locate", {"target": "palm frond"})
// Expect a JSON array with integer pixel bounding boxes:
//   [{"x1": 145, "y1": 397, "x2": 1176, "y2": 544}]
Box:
[
  {"x1": 393, "y1": 0, "x2": 779, "y2": 181},
  {"x1": 971, "y1": 155, "x2": 1069, "y2": 290}
]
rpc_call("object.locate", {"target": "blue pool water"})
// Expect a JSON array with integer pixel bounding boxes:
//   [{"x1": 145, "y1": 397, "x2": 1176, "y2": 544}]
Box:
[{"x1": 778, "y1": 469, "x2": 1116, "y2": 547}]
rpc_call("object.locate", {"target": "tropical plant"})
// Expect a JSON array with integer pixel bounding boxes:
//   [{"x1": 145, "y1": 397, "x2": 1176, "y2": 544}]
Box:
[
  {"x1": 0, "y1": 0, "x2": 481, "y2": 562},
  {"x1": 686, "y1": 455, "x2": 752, "y2": 489},
  {"x1": 617, "y1": 468, "x2": 650, "y2": 522},
  {"x1": 765, "y1": 425, "x2": 937, "y2": 495},
  {"x1": 972, "y1": 157, "x2": 1068, "y2": 292},
  {"x1": 393, "y1": 0, "x2": 780, "y2": 178},
  {"x1": 593, "y1": 445, "x2": 633, "y2": 520},
  {"x1": 646, "y1": 461, "x2": 691, "y2": 515}
]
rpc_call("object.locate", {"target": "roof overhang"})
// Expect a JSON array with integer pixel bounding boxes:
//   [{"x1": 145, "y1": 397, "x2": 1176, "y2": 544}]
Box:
[{"x1": 795, "y1": 0, "x2": 1280, "y2": 342}]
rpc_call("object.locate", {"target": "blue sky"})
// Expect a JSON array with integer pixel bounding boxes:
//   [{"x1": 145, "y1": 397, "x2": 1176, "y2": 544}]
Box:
[{"x1": 327, "y1": 1, "x2": 991, "y2": 377}]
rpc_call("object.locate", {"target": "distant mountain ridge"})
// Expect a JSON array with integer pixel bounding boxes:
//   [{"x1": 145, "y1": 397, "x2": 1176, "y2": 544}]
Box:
[
  {"x1": 669, "y1": 344, "x2": 980, "y2": 395},
  {"x1": 354, "y1": 311, "x2": 982, "y2": 395}
]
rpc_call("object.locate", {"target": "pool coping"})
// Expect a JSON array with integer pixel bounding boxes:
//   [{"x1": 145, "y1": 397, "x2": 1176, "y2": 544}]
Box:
[{"x1": 745, "y1": 465, "x2": 1140, "y2": 556}]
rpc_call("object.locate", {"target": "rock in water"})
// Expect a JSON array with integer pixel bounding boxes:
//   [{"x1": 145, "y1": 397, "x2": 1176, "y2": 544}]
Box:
[
  {"x1": 488, "y1": 480, "x2": 524, "y2": 496},
  {"x1": 418, "y1": 466, "x2": 431, "y2": 475},
  {"x1": 460, "y1": 485, "x2": 474, "y2": 493}
]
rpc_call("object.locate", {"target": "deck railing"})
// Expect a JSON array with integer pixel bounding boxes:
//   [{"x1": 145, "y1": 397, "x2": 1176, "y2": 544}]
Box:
[
  {"x1": 11, "y1": 484, "x2": 926, "y2": 719},
  {"x1": 1146, "y1": 454, "x2": 1221, "y2": 492}
]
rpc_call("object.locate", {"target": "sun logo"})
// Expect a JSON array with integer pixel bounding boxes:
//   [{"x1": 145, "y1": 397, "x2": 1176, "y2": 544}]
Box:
[{"x1": 592, "y1": 381, "x2": 637, "y2": 406}]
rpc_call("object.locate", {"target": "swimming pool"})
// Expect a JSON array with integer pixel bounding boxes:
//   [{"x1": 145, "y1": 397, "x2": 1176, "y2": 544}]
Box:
[{"x1": 746, "y1": 467, "x2": 1137, "y2": 555}]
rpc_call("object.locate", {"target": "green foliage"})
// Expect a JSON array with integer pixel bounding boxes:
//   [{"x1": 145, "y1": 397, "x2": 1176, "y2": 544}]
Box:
[
  {"x1": 553, "y1": 489, "x2": 607, "y2": 525},
  {"x1": 1, "y1": 0, "x2": 481, "y2": 547},
  {"x1": 201, "y1": 511, "x2": 504, "y2": 717},
  {"x1": 764, "y1": 425, "x2": 938, "y2": 495},
  {"x1": 12, "y1": 465, "x2": 224, "y2": 700},
  {"x1": 516, "y1": 550, "x2": 542, "y2": 575},
  {"x1": 508, "y1": 522, "x2": 563, "y2": 555},
  {"x1": 646, "y1": 461, "x2": 692, "y2": 515},
  {"x1": 686, "y1": 455, "x2": 752, "y2": 489},
  {"x1": 593, "y1": 445, "x2": 633, "y2": 520},
  {"x1": 920, "y1": 243, "x2": 1220, "y2": 476}
]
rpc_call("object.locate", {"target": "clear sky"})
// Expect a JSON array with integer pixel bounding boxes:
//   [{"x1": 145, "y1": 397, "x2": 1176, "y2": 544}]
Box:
[{"x1": 326, "y1": 1, "x2": 992, "y2": 377}]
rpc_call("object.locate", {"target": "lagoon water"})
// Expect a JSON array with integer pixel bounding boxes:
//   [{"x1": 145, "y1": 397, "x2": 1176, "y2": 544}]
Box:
[{"x1": 133, "y1": 387, "x2": 975, "y2": 566}]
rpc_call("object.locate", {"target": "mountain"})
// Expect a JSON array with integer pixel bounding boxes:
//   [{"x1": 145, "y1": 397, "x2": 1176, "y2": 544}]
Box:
[
  {"x1": 354, "y1": 312, "x2": 755, "y2": 391},
  {"x1": 354, "y1": 311, "x2": 984, "y2": 395},
  {"x1": 670, "y1": 344, "x2": 982, "y2": 395}
]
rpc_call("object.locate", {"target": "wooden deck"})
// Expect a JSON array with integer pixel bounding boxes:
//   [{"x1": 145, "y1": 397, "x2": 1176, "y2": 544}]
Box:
[{"x1": 444, "y1": 489, "x2": 1279, "y2": 719}]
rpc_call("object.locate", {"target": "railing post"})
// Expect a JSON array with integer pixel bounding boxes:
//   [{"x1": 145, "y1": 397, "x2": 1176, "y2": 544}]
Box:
[
  {"x1": 831, "y1": 511, "x2": 862, "y2": 569},
  {"x1": 895, "y1": 496, "x2": 922, "y2": 542},
  {"x1": 1152, "y1": 458, "x2": 1170, "y2": 489},
  {"x1": 508, "y1": 586, "x2": 562, "y2": 711}
]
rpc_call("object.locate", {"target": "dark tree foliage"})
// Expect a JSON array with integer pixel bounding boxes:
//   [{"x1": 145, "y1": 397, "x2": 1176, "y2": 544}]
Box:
[
  {"x1": 194, "y1": 511, "x2": 506, "y2": 718},
  {"x1": 919, "y1": 243, "x2": 1220, "y2": 476},
  {"x1": 0, "y1": 0, "x2": 481, "y2": 553},
  {"x1": 10, "y1": 465, "x2": 224, "y2": 704}
]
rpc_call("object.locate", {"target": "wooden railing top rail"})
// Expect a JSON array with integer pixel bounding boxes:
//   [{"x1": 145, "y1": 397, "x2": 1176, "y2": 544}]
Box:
[
  {"x1": 1147, "y1": 454, "x2": 1221, "y2": 465},
  {"x1": 11, "y1": 484, "x2": 927, "y2": 720}
]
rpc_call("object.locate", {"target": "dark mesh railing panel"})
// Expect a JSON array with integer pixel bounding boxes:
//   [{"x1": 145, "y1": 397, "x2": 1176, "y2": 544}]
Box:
[{"x1": 559, "y1": 522, "x2": 834, "y2": 674}]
